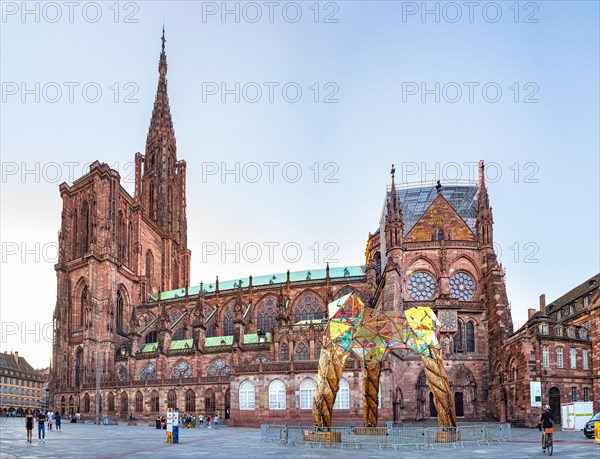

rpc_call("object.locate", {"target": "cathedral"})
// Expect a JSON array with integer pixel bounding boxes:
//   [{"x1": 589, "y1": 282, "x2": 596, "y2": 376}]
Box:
[{"x1": 51, "y1": 34, "x2": 597, "y2": 426}]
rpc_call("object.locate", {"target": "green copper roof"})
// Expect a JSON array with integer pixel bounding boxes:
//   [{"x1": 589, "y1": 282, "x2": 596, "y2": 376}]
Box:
[
  {"x1": 170, "y1": 339, "x2": 193, "y2": 350},
  {"x1": 243, "y1": 332, "x2": 271, "y2": 344},
  {"x1": 204, "y1": 335, "x2": 234, "y2": 347},
  {"x1": 140, "y1": 343, "x2": 158, "y2": 353},
  {"x1": 156, "y1": 265, "x2": 366, "y2": 301}
]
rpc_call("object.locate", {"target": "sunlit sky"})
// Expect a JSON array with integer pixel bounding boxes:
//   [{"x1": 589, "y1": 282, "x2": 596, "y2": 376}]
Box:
[{"x1": 1, "y1": 1, "x2": 599, "y2": 368}]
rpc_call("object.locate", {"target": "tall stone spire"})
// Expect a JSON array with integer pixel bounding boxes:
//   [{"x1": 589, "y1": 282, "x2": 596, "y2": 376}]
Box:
[
  {"x1": 385, "y1": 164, "x2": 404, "y2": 253},
  {"x1": 476, "y1": 160, "x2": 494, "y2": 248},
  {"x1": 137, "y1": 28, "x2": 191, "y2": 292}
]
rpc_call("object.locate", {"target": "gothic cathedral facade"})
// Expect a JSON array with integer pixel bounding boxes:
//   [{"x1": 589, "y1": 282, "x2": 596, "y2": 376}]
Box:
[{"x1": 51, "y1": 35, "x2": 553, "y2": 426}]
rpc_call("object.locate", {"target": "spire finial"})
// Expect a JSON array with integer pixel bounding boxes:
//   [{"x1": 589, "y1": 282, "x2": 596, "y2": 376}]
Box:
[
  {"x1": 390, "y1": 164, "x2": 395, "y2": 181},
  {"x1": 436, "y1": 180, "x2": 442, "y2": 194},
  {"x1": 161, "y1": 25, "x2": 166, "y2": 52}
]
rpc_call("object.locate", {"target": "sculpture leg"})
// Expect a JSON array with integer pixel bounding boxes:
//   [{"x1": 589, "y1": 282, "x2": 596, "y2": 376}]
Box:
[
  {"x1": 312, "y1": 343, "x2": 346, "y2": 427},
  {"x1": 361, "y1": 361, "x2": 381, "y2": 427},
  {"x1": 420, "y1": 347, "x2": 457, "y2": 427}
]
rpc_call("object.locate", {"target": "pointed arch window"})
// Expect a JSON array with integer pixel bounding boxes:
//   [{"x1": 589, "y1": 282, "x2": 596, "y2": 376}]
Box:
[
  {"x1": 185, "y1": 389, "x2": 196, "y2": 412},
  {"x1": 116, "y1": 290, "x2": 124, "y2": 332},
  {"x1": 171, "y1": 361, "x2": 192, "y2": 379},
  {"x1": 257, "y1": 296, "x2": 277, "y2": 333},
  {"x1": 145, "y1": 250, "x2": 154, "y2": 294},
  {"x1": 280, "y1": 344, "x2": 289, "y2": 361},
  {"x1": 205, "y1": 389, "x2": 215, "y2": 412},
  {"x1": 145, "y1": 330, "x2": 158, "y2": 344},
  {"x1": 120, "y1": 392, "x2": 128, "y2": 413},
  {"x1": 140, "y1": 363, "x2": 156, "y2": 380},
  {"x1": 295, "y1": 343, "x2": 309, "y2": 361},
  {"x1": 173, "y1": 327, "x2": 185, "y2": 340},
  {"x1": 108, "y1": 392, "x2": 115, "y2": 412},
  {"x1": 466, "y1": 322, "x2": 475, "y2": 353},
  {"x1": 454, "y1": 322, "x2": 464, "y2": 352},
  {"x1": 135, "y1": 391, "x2": 143, "y2": 412},
  {"x1": 294, "y1": 293, "x2": 324, "y2": 323},
  {"x1": 222, "y1": 301, "x2": 234, "y2": 336},
  {"x1": 437, "y1": 229, "x2": 444, "y2": 240},
  {"x1": 83, "y1": 393, "x2": 90, "y2": 413},
  {"x1": 167, "y1": 390, "x2": 177, "y2": 409},
  {"x1": 150, "y1": 391, "x2": 159, "y2": 412}
]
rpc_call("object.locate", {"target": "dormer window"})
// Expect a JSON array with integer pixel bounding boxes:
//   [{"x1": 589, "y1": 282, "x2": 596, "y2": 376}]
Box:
[
  {"x1": 583, "y1": 295, "x2": 590, "y2": 309},
  {"x1": 557, "y1": 310, "x2": 562, "y2": 321},
  {"x1": 569, "y1": 304, "x2": 575, "y2": 315},
  {"x1": 541, "y1": 324, "x2": 548, "y2": 335}
]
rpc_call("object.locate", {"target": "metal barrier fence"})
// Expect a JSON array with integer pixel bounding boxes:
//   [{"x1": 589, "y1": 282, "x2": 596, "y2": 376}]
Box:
[{"x1": 261, "y1": 423, "x2": 511, "y2": 449}]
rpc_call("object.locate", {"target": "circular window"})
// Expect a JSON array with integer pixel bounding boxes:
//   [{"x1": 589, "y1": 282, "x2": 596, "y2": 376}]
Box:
[
  {"x1": 449, "y1": 272, "x2": 475, "y2": 301},
  {"x1": 407, "y1": 272, "x2": 437, "y2": 301}
]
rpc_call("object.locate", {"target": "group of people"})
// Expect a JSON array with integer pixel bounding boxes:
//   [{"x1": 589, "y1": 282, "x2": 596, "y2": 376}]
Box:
[
  {"x1": 154, "y1": 413, "x2": 220, "y2": 429},
  {"x1": 25, "y1": 409, "x2": 62, "y2": 443}
]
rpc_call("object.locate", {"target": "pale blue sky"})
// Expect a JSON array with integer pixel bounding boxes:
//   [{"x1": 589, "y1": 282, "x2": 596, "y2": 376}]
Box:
[{"x1": 1, "y1": 1, "x2": 599, "y2": 368}]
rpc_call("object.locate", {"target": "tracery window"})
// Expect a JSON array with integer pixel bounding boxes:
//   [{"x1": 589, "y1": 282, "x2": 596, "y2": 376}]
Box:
[
  {"x1": 140, "y1": 363, "x2": 156, "y2": 380},
  {"x1": 257, "y1": 296, "x2": 277, "y2": 332},
  {"x1": 107, "y1": 392, "x2": 115, "y2": 412},
  {"x1": 295, "y1": 343, "x2": 309, "y2": 361},
  {"x1": 449, "y1": 272, "x2": 475, "y2": 301},
  {"x1": 120, "y1": 392, "x2": 128, "y2": 413},
  {"x1": 135, "y1": 391, "x2": 143, "y2": 412},
  {"x1": 167, "y1": 390, "x2": 177, "y2": 409},
  {"x1": 207, "y1": 359, "x2": 231, "y2": 377},
  {"x1": 454, "y1": 322, "x2": 463, "y2": 352},
  {"x1": 294, "y1": 293, "x2": 324, "y2": 323},
  {"x1": 117, "y1": 365, "x2": 127, "y2": 381},
  {"x1": 466, "y1": 322, "x2": 475, "y2": 353},
  {"x1": 116, "y1": 290, "x2": 124, "y2": 331},
  {"x1": 407, "y1": 272, "x2": 437, "y2": 301},
  {"x1": 185, "y1": 389, "x2": 195, "y2": 412},
  {"x1": 280, "y1": 344, "x2": 289, "y2": 361},
  {"x1": 223, "y1": 301, "x2": 234, "y2": 336},
  {"x1": 171, "y1": 361, "x2": 192, "y2": 379},
  {"x1": 150, "y1": 391, "x2": 159, "y2": 411}
]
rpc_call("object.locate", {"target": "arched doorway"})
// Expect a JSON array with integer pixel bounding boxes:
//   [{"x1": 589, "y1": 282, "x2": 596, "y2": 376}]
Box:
[
  {"x1": 454, "y1": 392, "x2": 464, "y2": 417},
  {"x1": 224, "y1": 389, "x2": 230, "y2": 419},
  {"x1": 393, "y1": 387, "x2": 404, "y2": 422},
  {"x1": 429, "y1": 392, "x2": 438, "y2": 418},
  {"x1": 549, "y1": 387, "x2": 561, "y2": 424}
]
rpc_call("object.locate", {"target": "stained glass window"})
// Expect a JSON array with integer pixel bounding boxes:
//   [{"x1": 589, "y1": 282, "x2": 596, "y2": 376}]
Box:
[
  {"x1": 185, "y1": 389, "x2": 195, "y2": 412},
  {"x1": 466, "y1": 322, "x2": 475, "y2": 353},
  {"x1": 167, "y1": 390, "x2": 177, "y2": 408},
  {"x1": 449, "y1": 272, "x2": 475, "y2": 301},
  {"x1": 171, "y1": 361, "x2": 192, "y2": 378},
  {"x1": 257, "y1": 296, "x2": 277, "y2": 332},
  {"x1": 295, "y1": 343, "x2": 309, "y2": 361},
  {"x1": 454, "y1": 322, "x2": 463, "y2": 352},
  {"x1": 207, "y1": 359, "x2": 231, "y2": 377},
  {"x1": 223, "y1": 301, "x2": 234, "y2": 336},
  {"x1": 407, "y1": 272, "x2": 436, "y2": 301},
  {"x1": 294, "y1": 293, "x2": 324, "y2": 323},
  {"x1": 150, "y1": 391, "x2": 159, "y2": 411},
  {"x1": 135, "y1": 391, "x2": 143, "y2": 412},
  {"x1": 117, "y1": 365, "x2": 127, "y2": 381},
  {"x1": 280, "y1": 344, "x2": 289, "y2": 361},
  {"x1": 140, "y1": 363, "x2": 156, "y2": 380}
]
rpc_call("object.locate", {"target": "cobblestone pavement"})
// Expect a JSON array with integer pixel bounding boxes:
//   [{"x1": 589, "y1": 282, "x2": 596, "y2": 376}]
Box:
[{"x1": 0, "y1": 419, "x2": 597, "y2": 458}]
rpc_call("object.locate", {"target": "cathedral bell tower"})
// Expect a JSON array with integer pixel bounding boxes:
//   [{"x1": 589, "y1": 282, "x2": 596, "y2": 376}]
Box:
[{"x1": 134, "y1": 28, "x2": 191, "y2": 291}]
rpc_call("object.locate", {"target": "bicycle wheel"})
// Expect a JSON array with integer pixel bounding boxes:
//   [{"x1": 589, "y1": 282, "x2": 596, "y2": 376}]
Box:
[{"x1": 547, "y1": 434, "x2": 553, "y2": 456}]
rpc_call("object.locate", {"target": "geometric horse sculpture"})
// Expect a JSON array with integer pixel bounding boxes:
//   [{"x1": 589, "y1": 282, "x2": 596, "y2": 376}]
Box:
[{"x1": 312, "y1": 293, "x2": 456, "y2": 428}]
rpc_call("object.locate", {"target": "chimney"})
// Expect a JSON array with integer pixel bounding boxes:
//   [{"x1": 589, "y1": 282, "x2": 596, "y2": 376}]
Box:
[
  {"x1": 539, "y1": 294, "x2": 546, "y2": 314},
  {"x1": 13, "y1": 351, "x2": 19, "y2": 365},
  {"x1": 528, "y1": 308, "x2": 536, "y2": 319}
]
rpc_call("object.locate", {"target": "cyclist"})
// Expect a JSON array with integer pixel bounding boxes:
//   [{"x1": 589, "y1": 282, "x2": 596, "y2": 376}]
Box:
[{"x1": 540, "y1": 405, "x2": 555, "y2": 452}]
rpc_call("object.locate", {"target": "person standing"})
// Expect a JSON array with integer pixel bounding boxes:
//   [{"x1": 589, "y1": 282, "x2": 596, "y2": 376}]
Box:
[
  {"x1": 37, "y1": 411, "x2": 47, "y2": 442},
  {"x1": 213, "y1": 415, "x2": 219, "y2": 429},
  {"x1": 25, "y1": 409, "x2": 34, "y2": 442},
  {"x1": 47, "y1": 411, "x2": 53, "y2": 431},
  {"x1": 54, "y1": 411, "x2": 61, "y2": 431},
  {"x1": 199, "y1": 414, "x2": 204, "y2": 428}
]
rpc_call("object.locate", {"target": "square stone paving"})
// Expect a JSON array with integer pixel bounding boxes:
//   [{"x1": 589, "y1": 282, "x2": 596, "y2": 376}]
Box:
[{"x1": 0, "y1": 418, "x2": 597, "y2": 458}]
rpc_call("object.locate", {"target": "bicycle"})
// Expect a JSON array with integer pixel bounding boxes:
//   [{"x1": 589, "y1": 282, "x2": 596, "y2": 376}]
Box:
[{"x1": 543, "y1": 427, "x2": 554, "y2": 456}]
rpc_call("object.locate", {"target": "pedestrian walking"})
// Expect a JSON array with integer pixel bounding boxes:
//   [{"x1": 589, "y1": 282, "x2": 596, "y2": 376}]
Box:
[
  {"x1": 47, "y1": 411, "x2": 53, "y2": 431},
  {"x1": 37, "y1": 411, "x2": 47, "y2": 442},
  {"x1": 54, "y1": 412, "x2": 61, "y2": 431},
  {"x1": 25, "y1": 409, "x2": 34, "y2": 443},
  {"x1": 214, "y1": 415, "x2": 219, "y2": 429},
  {"x1": 199, "y1": 414, "x2": 204, "y2": 428}
]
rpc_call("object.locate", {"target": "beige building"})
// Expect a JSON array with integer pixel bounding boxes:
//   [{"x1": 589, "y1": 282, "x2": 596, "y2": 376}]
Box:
[{"x1": 0, "y1": 352, "x2": 46, "y2": 415}]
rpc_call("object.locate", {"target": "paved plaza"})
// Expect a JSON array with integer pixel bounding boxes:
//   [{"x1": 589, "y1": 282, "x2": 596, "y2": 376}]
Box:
[{"x1": 0, "y1": 419, "x2": 597, "y2": 459}]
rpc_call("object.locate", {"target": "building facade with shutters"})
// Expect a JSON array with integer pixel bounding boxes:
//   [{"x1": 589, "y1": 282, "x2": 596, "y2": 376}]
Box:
[
  {"x1": 50, "y1": 34, "x2": 597, "y2": 426},
  {"x1": 1, "y1": 352, "x2": 47, "y2": 415}
]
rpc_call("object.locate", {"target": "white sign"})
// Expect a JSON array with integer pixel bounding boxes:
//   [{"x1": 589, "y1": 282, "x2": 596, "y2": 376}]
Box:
[{"x1": 530, "y1": 381, "x2": 542, "y2": 407}]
